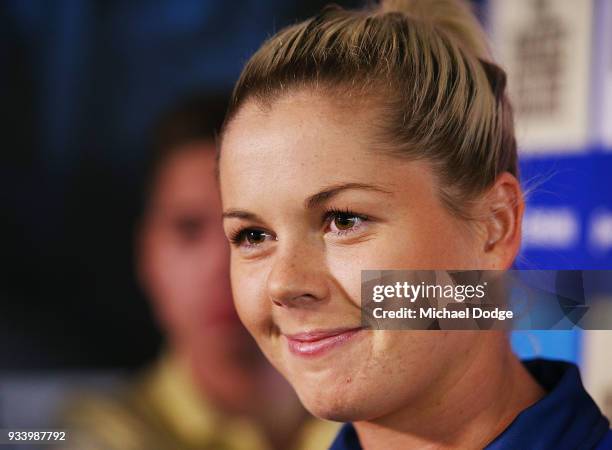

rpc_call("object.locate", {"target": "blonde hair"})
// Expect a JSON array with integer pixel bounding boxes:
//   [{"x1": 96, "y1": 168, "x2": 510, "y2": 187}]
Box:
[{"x1": 222, "y1": 0, "x2": 518, "y2": 217}]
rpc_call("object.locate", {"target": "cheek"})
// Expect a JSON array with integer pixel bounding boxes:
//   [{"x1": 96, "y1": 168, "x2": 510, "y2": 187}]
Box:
[
  {"x1": 151, "y1": 249, "x2": 201, "y2": 305},
  {"x1": 349, "y1": 218, "x2": 475, "y2": 271},
  {"x1": 397, "y1": 210, "x2": 480, "y2": 267},
  {"x1": 230, "y1": 260, "x2": 271, "y2": 336},
  {"x1": 142, "y1": 238, "x2": 181, "y2": 306},
  {"x1": 324, "y1": 218, "x2": 478, "y2": 310},
  {"x1": 324, "y1": 250, "x2": 365, "y2": 308},
  {"x1": 335, "y1": 331, "x2": 479, "y2": 420},
  {"x1": 145, "y1": 239, "x2": 225, "y2": 330},
  {"x1": 325, "y1": 234, "x2": 466, "y2": 298},
  {"x1": 374, "y1": 331, "x2": 476, "y2": 396}
]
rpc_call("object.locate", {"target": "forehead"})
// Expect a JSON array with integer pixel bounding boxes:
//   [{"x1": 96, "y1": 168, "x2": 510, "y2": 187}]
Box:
[{"x1": 219, "y1": 90, "x2": 398, "y2": 197}]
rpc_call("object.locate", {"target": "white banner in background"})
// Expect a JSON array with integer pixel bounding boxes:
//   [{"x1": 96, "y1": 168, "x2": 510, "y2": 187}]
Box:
[
  {"x1": 488, "y1": 0, "x2": 593, "y2": 154},
  {"x1": 595, "y1": 0, "x2": 612, "y2": 148}
]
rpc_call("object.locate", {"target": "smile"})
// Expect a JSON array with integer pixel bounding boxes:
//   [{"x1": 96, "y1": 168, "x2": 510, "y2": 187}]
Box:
[{"x1": 283, "y1": 327, "x2": 363, "y2": 357}]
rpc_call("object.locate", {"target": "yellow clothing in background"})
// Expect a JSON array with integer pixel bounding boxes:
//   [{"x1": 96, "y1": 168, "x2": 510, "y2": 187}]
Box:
[{"x1": 57, "y1": 355, "x2": 338, "y2": 450}]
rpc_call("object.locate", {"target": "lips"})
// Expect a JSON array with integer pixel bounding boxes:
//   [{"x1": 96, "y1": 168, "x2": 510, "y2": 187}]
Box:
[{"x1": 284, "y1": 327, "x2": 363, "y2": 357}]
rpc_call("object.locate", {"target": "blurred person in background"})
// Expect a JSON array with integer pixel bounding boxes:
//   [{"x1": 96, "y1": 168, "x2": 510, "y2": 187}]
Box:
[{"x1": 56, "y1": 94, "x2": 338, "y2": 450}]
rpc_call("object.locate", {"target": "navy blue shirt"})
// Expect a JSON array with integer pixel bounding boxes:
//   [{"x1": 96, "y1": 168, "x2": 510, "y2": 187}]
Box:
[{"x1": 330, "y1": 359, "x2": 612, "y2": 450}]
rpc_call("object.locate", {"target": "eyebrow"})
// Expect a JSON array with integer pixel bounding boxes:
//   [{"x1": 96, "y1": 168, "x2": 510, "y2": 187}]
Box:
[
  {"x1": 222, "y1": 209, "x2": 263, "y2": 221},
  {"x1": 305, "y1": 182, "x2": 392, "y2": 209},
  {"x1": 222, "y1": 182, "x2": 392, "y2": 221}
]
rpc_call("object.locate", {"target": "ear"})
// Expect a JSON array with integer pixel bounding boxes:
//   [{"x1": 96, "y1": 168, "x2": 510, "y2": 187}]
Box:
[{"x1": 481, "y1": 172, "x2": 524, "y2": 269}]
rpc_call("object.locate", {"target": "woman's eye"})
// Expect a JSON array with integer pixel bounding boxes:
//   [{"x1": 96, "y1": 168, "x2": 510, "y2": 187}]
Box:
[
  {"x1": 332, "y1": 214, "x2": 358, "y2": 231},
  {"x1": 328, "y1": 212, "x2": 367, "y2": 234},
  {"x1": 230, "y1": 228, "x2": 273, "y2": 248},
  {"x1": 244, "y1": 229, "x2": 267, "y2": 245}
]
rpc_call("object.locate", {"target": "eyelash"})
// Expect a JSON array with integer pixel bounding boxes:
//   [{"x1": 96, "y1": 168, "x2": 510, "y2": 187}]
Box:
[
  {"x1": 228, "y1": 228, "x2": 260, "y2": 246},
  {"x1": 228, "y1": 208, "x2": 369, "y2": 248},
  {"x1": 324, "y1": 208, "x2": 369, "y2": 236}
]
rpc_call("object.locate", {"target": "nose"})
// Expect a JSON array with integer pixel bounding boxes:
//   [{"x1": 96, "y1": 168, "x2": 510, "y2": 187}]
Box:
[{"x1": 266, "y1": 239, "x2": 329, "y2": 308}]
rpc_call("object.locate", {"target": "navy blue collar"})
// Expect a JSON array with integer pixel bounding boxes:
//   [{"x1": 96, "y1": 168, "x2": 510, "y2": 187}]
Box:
[{"x1": 330, "y1": 359, "x2": 612, "y2": 450}]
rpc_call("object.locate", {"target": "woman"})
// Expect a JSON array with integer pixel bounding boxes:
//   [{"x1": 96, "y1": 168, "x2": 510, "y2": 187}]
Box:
[{"x1": 218, "y1": 0, "x2": 612, "y2": 448}]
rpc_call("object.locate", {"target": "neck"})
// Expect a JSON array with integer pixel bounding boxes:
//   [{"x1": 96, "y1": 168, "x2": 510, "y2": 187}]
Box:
[{"x1": 354, "y1": 334, "x2": 545, "y2": 450}]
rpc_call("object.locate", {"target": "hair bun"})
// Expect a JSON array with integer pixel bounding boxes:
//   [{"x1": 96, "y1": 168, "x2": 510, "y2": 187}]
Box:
[{"x1": 379, "y1": 0, "x2": 490, "y2": 60}]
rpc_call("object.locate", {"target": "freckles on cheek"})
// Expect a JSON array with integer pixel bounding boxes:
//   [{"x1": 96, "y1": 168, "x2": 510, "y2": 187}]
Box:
[
  {"x1": 326, "y1": 253, "x2": 371, "y2": 307},
  {"x1": 231, "y1": 264, "x2": 272, "y2": 334}
]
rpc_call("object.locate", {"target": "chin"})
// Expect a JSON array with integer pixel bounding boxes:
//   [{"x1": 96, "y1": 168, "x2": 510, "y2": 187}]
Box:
[{"x1": 294, "y1": 380, "x2": 380, "y2": 423}]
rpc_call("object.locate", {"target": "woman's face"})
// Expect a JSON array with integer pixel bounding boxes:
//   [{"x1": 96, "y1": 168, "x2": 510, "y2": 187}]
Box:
[{"x1": 220, "y1": 90, "x2": 502, "y2": 422}]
